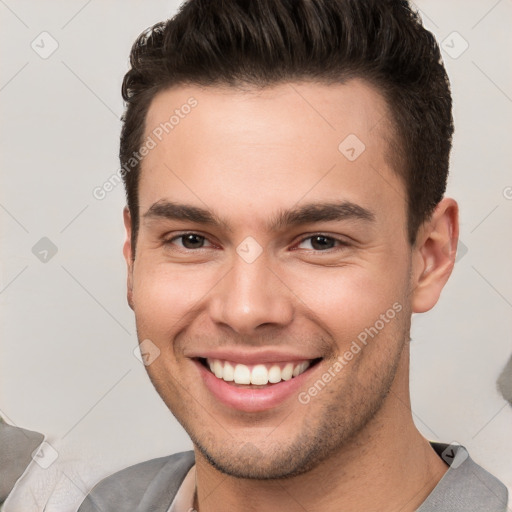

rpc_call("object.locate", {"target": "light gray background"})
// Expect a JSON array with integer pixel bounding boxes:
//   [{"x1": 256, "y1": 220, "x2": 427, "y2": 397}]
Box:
[{"x1": 1, "y1": 0, "x2": 511, "y2": 509}]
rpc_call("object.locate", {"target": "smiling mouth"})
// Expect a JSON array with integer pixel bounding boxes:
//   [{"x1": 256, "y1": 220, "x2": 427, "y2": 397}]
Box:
[{"x1": 196, "y1": 357, "x2": 323, "y2": 387}]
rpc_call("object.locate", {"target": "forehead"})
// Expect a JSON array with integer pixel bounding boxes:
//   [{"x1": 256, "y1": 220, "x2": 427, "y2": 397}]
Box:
[
  {"x1": 144, "y1": 79, "x2": 392, "y2": 149},
  {"x1": 139, "y1": 80, "x2": 406, "y2": 235}
]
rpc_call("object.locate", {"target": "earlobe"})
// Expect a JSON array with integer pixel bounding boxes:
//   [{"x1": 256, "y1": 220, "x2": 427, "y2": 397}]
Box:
[
  {"x1": 122, "y1": 207, "x2": 135, "y2": 310},
  {"x1": 411, "y1": 198, "x2": 459, "y2": 313}
]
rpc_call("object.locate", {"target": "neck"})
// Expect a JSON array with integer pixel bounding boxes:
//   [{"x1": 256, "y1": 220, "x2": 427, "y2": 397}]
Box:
[{"x1": 193, "y1": 347, "x2": 448, "y2": 512}]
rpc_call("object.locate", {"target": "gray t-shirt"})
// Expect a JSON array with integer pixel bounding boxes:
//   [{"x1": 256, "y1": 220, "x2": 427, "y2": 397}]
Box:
[
  {"x1": 0, "y1": 417, "x2": 44, "y2": 508},
  {"x1": 78, "y1": 442, "x2": 509, "y2": 511}
]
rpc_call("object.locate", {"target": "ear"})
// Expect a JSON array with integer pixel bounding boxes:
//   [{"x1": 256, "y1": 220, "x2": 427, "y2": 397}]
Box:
[
  {"x1": 122, "y1": 206, "x2": 135, "y2": 310},
  {"x1": 411, "y1": 197, "x2": 459, "y2": 313}
]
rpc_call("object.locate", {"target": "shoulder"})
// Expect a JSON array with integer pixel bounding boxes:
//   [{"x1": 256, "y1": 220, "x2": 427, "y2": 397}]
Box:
[
  {"x1": 420, "y1": 442, "x2": 509, "y2": 511},
  {"x1": 77, "y1": 450, "x2": 195, "y2": 512}
]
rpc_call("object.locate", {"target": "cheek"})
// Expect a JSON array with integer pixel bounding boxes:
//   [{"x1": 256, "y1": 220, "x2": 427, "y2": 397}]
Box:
[
  {"x1": 281, "y1": 262, "x2": 408, "y2": 343},
  {"x1": 132, "y1": 246, "x2": 410, "y2": 346},
  {"x1": 131, "y1": 261, "x2": 217, "y2": 336}
]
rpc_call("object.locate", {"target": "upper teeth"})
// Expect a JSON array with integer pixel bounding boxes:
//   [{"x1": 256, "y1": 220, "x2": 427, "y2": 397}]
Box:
[{"x1": 206, "y1": 358, "x2": 311, "y2": 385}]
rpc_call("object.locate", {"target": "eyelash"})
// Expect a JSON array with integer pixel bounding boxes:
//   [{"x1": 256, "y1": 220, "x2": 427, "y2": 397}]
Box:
[{"x1": 163, "y1": 232, "x2": 350, "y2": 252}]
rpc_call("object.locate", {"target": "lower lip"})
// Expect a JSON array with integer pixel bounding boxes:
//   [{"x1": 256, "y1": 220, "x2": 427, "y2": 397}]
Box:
[{"x1": 194, "y1": 359, "x2": 318, "y2": 412}]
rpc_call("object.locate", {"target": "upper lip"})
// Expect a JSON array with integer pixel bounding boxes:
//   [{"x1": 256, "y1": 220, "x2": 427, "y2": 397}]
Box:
[{"x1": 186, "y1": 348, "x2": 322, "y2": 365}]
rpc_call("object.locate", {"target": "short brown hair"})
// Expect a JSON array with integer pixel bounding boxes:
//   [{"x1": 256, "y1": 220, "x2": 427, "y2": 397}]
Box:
[{"x1": 120, "y1": 0, "x2": 453, "y2": 252}]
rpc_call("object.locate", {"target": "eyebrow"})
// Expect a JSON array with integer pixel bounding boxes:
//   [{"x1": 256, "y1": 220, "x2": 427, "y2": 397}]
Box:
[{"x1": 143, "y1": 200, "x2": 375, "y2": 232}]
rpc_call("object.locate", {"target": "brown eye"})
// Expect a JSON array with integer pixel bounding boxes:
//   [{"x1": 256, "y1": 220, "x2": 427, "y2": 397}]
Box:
[
  {"x1": 310, "y1": 235, "x2": 336, "y2": 250},
  {"x1": 181, "y1": 234, "x2": 205, "y2": 249},
  {"x1": 297, "y1": 235, "x2": 346, "y2": 251},
  {"x1": 165, "y1": 233, "x2": 213, "y2": 250}
]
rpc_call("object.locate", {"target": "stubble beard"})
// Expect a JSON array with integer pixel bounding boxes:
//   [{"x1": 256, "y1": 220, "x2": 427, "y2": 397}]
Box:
[{"x1": 181, "y1": 317, "x2": 411, "y2": 480}]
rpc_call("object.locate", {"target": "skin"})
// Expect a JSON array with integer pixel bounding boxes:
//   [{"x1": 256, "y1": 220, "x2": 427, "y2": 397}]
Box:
[{"x1": 122, "y1": 79, "x2": 458, "y2": 511}]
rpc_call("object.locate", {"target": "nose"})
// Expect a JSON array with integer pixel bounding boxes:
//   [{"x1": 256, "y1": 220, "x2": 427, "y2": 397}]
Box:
[{"x1": 208, "y1": 249, "x2": 295, "y2": 337}]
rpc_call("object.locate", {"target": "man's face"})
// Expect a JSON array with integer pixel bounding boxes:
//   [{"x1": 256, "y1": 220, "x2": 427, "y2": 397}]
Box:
[{"x1": 124, "y1": 80, "x2": 415, "y2": 478}]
